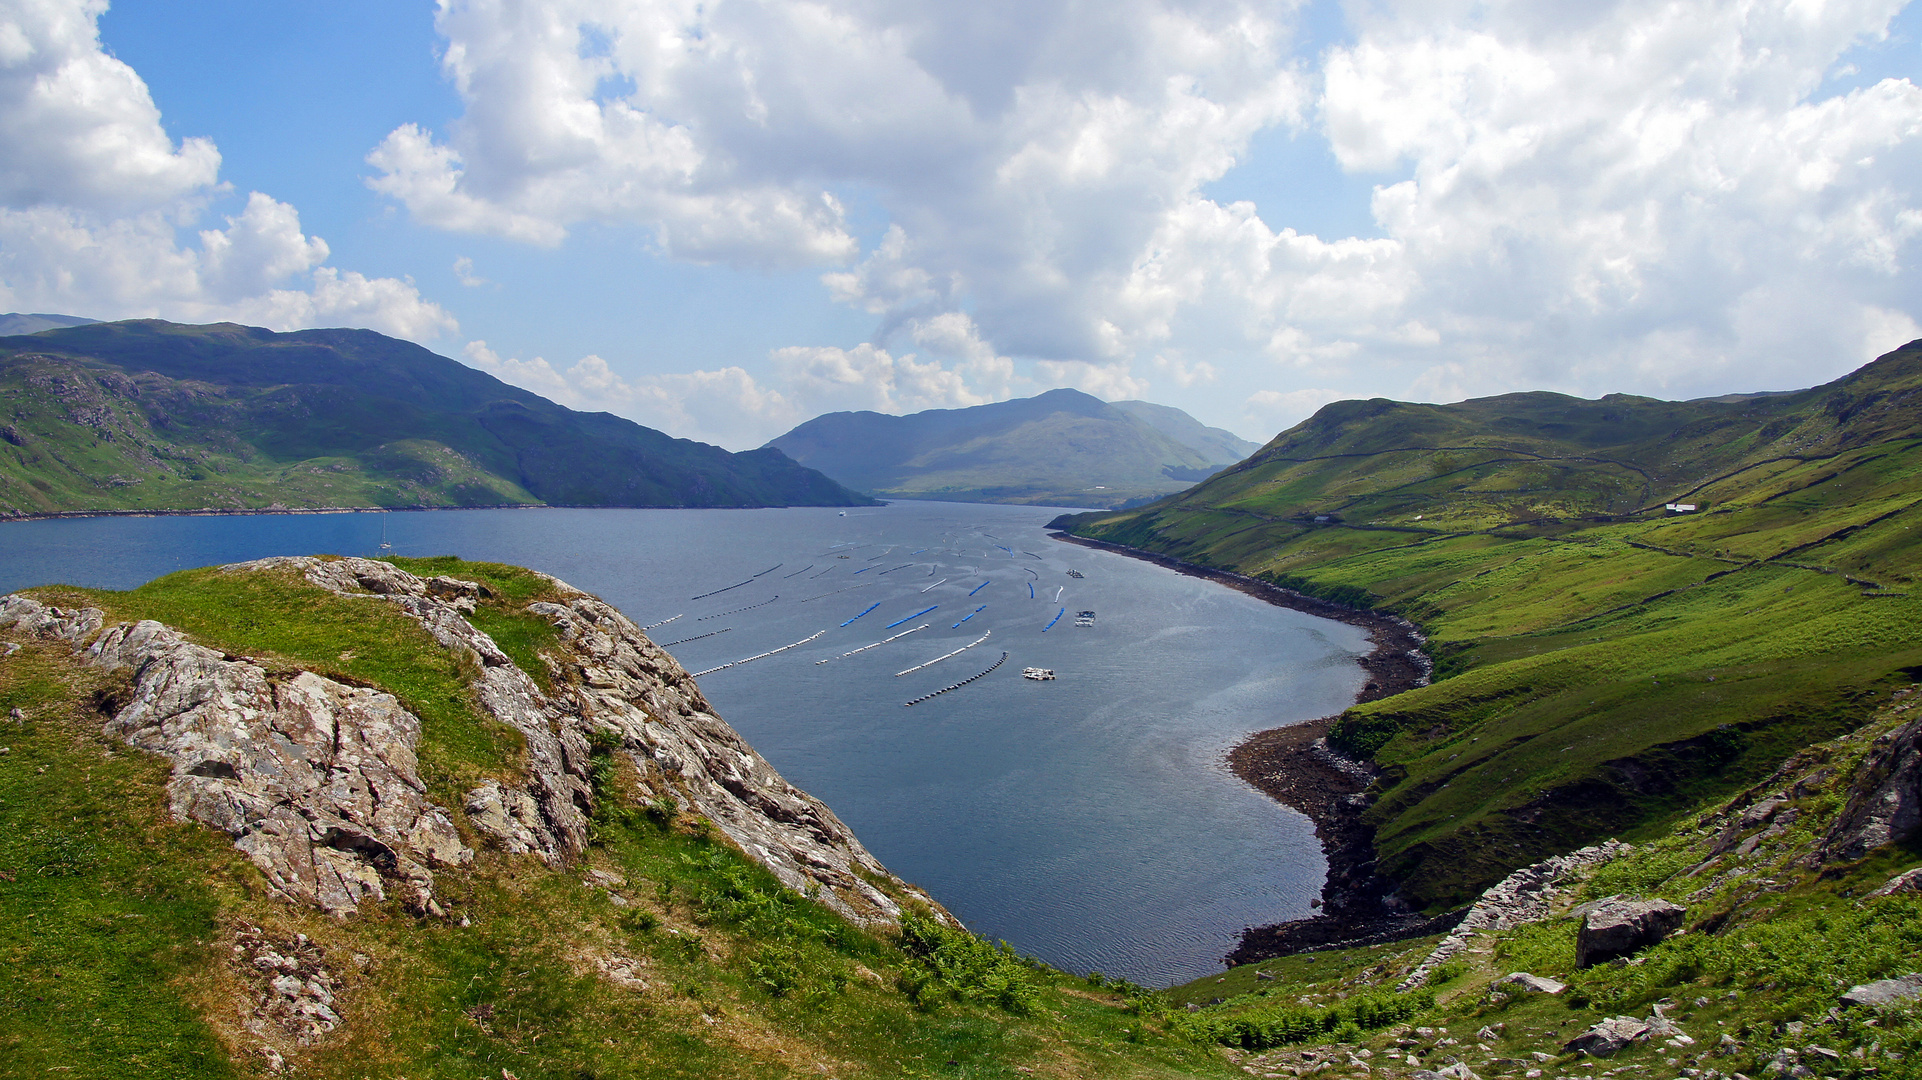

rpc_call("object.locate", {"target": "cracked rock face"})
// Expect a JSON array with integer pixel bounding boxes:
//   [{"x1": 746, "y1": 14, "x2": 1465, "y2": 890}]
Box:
[
  {"x1": 230, "y1": 556, "x2": 940, "y2": 926},
  {"x1": 1820, "y1": 714, "x2": 1922, "y2": 862},
  {"x1": 0, "y1": 595, "x2": 469, "y2": 917}
]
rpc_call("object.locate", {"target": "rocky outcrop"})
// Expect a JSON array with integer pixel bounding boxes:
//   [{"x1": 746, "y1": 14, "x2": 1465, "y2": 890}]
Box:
[
  {"x1": 230, "y1": 556, "x2": 939, "y2": 926},
  {"x1": 1564, "y1": 1016, "x2": 1652, "y2": 1058},
  {"x1": 1574, "y1": 896, "x2": 1687, "y2": 967},
  {"x1": 1398, "y1": 840, "x2": 1629, "y2": 990},
  {"x1": 1841, "y1": 973, "x2": 1922, "y2": 1008},
  {"x1": 1818, "y1": 714, "x2": 1922, "y2": 862},
  {"x1": 0, "y1": 595, "x2": 470, "y2": 917},
  {"x1": 1495, "y1": 972, "x2": 1567, "y2": 995}
]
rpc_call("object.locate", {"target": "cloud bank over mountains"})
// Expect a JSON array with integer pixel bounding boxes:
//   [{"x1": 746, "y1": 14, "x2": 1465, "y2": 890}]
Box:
[
  {"x1": 2, "y1": 0, "x2": 1919, "y2": 448},
  {"x1": 0, "y1": 0, "x2": 453, "y2": 340}
]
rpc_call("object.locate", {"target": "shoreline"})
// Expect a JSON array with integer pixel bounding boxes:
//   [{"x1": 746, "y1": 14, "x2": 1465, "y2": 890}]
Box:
[
  {"x1": 0, "y1": 501, "x2": 873, "y2": 525},
  {"x1": 1048, "y1": 531, "x2": 1459, "y2": 962}
]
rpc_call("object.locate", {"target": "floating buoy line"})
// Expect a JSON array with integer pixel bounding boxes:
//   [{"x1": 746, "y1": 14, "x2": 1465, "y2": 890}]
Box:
[
  {"x1": 920, "y1": 577, "x2": 948, "y2": 593},
  {"x1": 690, "y1": 577, "x2": 755, "y2": 601},
  {"x1": 877, "y1": 563, "x2": 914, "y2": 575},
  {"x1": 1042, "y1": 607, "x2": 1065, "y2": 631},
  {"x1": 886, "y1": 606, "x2": 938, "y2": 629},
  {"x1": 904, "y1": 652, "x2": 1007, "y2": 706},
  {"x1": 690, "y1": 630, "x2": 826, "y2": 677},
  {"x1": 896, "y1": 631, "x2": 992, "y2": 676},
  {"x1": 1054, "y1": 586, "x2": 1064, "y2": 602},
  {"x1": 752, "y1": 563, "x2": 782, "y2": 577},
  {"x1": 1023, "y1": 567, "x2": 1038, "y2": 578},
  {"x1": 782, "y1": 565, "x2": 815, "y2": 578},
  {"x1": 1022, "y1": 551, "x2": 1043, "y2": 560},
  {"x1": 661, "y1": 627, "x2": 730, "y2": 647},
  {"x1": 952, "y1": 605, "x2": 985, "y2": 628},
  {"x1": 841, "y1": 602, "x2": 881, "y2": 627},
  {"x1": 698, "y1": 596, "x2": 778, "y2": 620},
  {"x1": 967, "y1": 580, "x2": 991, "y2": 597},
  {"x1": 798, "y1": 583, "x2": 870, "y2": 603},
  {"x1": 815, "y1": 624, "x2": 929, "y2": 664},
  {"x1": 640, "y1": 614, "x2": 683, "y2": 631},
  {"x1": 1028, "y1": 582, "x2": 1035, "y2": 598},
  {"x1": 810, "y1": 567, "x2": 835, "y2": 578}
]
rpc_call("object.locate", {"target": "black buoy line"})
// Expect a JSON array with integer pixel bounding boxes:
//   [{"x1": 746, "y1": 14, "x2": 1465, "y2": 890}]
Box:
[
  {"x1": 690, "y1": 577, "x2": 755, "y2": 601},
  {"x1": 782, "y1": 564, "x2": 815, "y2": 578},
  {"x1": 689, "y1": 630, "x2": 826, "y2": 677},
  {"x1": 798, "y1": 583, "x2": 871, "y2": 602},
  {"x1": 752, "y1": 563, "x2": 782, "y2": 577},
  {"x1": 904, "y1": 652, "x2": 1007, "y2": 706},
  {"x1": 661, "y1": 627, "x2": 731, "y2": 647},
  {"x1": 697, "y1": 595, "x2": 777, "y2": 620},
  {"x1": 877, "y1": 563, "x2": 915, "y2": 575}
]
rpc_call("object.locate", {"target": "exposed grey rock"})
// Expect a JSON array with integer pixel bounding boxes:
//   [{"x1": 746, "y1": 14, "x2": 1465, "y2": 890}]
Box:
[
  {"x1": 237, "y1": 556, "x2": 940, "y2": 926},
  {"x1": 1840, "y1": 973, "x2": 1922, "y2": 1008},
  {"x1": 463, "y1": 780, "x2": 550, "y2": 856},
  {"x1": 1497, "y1": 972, "x2": 1567, "y2": 995},
  {"x1": 0, "y1": 595, "x2": 469, "y2": 917},
  {"x1": 1399, "y1": 840, "x2": 1630, "y2": 989},
  {"x1": 1868, "y1": 866, "x2": 1922, "y2": 897},
  {"x1": 1576, "y1": 897, "x2": 1687, "y2": 967},
  {"x1": 1564, "y1": 1016, "x2": 1651, "y2": 1057},
  {"x1": 1820, "y1": 714, "x2": 1922, "y2": 861}
]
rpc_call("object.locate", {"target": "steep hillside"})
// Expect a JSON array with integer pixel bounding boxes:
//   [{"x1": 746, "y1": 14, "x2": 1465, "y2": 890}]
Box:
[
  {"x1": 1055, "y1": 340, "x2": 1922, "y2": 910},
  {"x1": 0, "y1": 556, "x2": 1229, "y2": 1078},
  {"x1": 0, "y1": 319, "x2": 872, "y2": 515},
  {"x1": 767, "y1": 388, "x2": 1253, "y2": 508},
  {"x1": 1164, "y1": 691, "x2": 1922, "y2": 1080}
]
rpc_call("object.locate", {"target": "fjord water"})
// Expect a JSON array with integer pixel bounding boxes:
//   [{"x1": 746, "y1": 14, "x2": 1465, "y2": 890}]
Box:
[{"x1": 0, "y1": 502, "x2": 1368, "y2": 985}]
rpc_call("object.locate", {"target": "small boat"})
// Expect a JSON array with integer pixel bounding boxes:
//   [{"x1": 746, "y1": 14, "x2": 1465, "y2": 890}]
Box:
[
  {"x1": 1066, "y1": 569, "x2": 1084, "y2": 579},
  {"x1": 1022, "y1": 667, "x2": 1056, "y2": 681},
  {"x1": 1074, "y1": 610, "x2": 1096, "y2": 627}
]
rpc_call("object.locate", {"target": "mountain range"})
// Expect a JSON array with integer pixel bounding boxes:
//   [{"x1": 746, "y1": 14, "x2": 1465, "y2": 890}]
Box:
[
  {"x1": 766, "y1": 388, "x2": 1260, "y2": 508},
  {"x1": 0, "y1": 318, "x2": 871, "y2": 515}
]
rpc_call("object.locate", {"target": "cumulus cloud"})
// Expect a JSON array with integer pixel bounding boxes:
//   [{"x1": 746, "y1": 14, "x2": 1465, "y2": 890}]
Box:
[
  {"x1": 0, "y1": 0, "x2": 454, "y2": 341},
  {"x1": 383, "y1": 0, "x2": 1922, "y2": 439}
]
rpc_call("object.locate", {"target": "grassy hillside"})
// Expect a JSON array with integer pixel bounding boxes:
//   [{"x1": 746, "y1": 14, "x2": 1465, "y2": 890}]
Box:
[
  {"x1": 1055, "y1": 340, "x2": 1922, "y2": 909},
  {"x1": 767, "y1": 389, "x2": 1249, "y2": 508},
  {"x1": 1, "y1": 559, "x2": 1232, "y2": 1079},
  {"x1": 0, "y1": 320, "x2": 872, "y2": 515},
  {"x1": 1161, "y1": 697, "x2": 1922, "y2": 1079}
]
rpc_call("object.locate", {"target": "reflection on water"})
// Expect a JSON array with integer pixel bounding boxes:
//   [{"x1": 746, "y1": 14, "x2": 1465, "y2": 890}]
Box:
[{"x1": 0, "y1": 502, "x2": 1366, "y2": 985}]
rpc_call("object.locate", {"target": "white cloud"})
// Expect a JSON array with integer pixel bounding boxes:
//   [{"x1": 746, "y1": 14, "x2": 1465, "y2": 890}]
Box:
[
  {"x1": 381, "y1": 0, "x2": 1922, "y2": 426},
  {"x1": 453, "y1": 256, "x2": 489, "y2": 287},
  {"x1": 0, "y1": 0, "x2": 454, "y2": 341}
]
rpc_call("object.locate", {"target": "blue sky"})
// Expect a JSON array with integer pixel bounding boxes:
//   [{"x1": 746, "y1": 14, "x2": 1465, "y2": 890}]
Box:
[{"x1": 3, "y1": 0, "x2": 1920, "y2": 448}]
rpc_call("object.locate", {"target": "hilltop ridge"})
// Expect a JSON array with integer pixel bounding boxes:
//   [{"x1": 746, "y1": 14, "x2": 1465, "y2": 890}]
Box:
[{"x1": 0, "y1": 319, "x2": 872, "y2": 515}]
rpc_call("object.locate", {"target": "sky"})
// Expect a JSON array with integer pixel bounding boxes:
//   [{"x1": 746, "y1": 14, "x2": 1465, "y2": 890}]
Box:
[{"x1": 1, "y1": 0, "x2": 1920, "y2": 450}]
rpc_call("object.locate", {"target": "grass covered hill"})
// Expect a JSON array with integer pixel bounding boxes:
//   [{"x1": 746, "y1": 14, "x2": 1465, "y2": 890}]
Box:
[
  {"x1": 0, "y1": 556, "x2": 1231, "y2": 1079},
  {"x1": 0, "y1": 319, "x2": 873, "y2": 515},
  {"x1": 766, "y1": 388, "x2": 1260, "y2": 508},
  {"x1": 1053, "y1": 339, "x2": 1922, "y2": 910}
]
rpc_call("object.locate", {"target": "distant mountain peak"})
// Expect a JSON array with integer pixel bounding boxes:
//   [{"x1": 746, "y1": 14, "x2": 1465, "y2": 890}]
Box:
[
  {"x1": 767, "y1": 390, "x2": 1258, "y2": 508},
  {"x1": 0, "y1": 312, "x2": 98, "y2": 336}
]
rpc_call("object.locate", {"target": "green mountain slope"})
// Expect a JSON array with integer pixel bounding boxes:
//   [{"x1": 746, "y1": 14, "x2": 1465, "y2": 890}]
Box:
[
  {"x1": 1054, "y1": 340, "x2": 1922, "y2": 909},
  {"x1": 0, "y1": 319, "x2": 872, "y2": 515},
  {"x1": 766, "y1": 388, "x2": 1255, "y2": 508}
]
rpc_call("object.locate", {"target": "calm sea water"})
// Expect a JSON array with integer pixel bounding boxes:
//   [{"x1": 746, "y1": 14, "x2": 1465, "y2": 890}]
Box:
[{"x1": 0, "y1": 502, "x2": 1367, "y2": 985}]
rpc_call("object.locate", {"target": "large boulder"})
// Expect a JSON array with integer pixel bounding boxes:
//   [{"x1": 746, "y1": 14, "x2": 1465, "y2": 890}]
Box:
[
  {"x1": 1841, "y1": 974, "x2": 1922, "y2": 1008},
  {"x1": 1575, "y1": 896, "x2": 1687, "y2": 967},
  {"x1": 1564, "y1": 1016, "x2": 1651, "y2": 1057}
]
